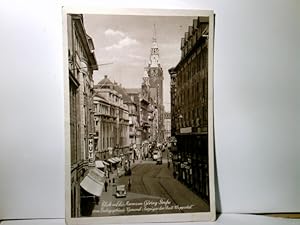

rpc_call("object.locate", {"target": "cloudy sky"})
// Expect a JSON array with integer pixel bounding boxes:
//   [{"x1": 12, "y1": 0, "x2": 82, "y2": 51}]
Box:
[{"x1": 83, "y1": 14, "x2": 197, "y2": 112}]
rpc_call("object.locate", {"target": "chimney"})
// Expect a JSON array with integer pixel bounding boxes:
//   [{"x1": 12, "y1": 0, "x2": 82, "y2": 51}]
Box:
[
  {"x1": 188, "y1": 26, "x2": 193, "y2": 36},
  {"x1": 193, "y1": 19, "x2": 198, "y2": 29},
  {"x1": 181, "y1": 38, "x2": 185, "y2": 48},
  {"x1": 185, "y1": 32, "x2": 189, "y2": 42}
]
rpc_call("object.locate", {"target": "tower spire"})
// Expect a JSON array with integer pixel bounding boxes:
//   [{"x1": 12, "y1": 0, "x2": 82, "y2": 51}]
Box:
[{"x1": 153, "y1": 24, "x2": 157, "y2": 42}]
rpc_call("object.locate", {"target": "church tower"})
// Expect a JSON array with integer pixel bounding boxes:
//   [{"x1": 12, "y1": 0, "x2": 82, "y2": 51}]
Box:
[{"x1": 147, "y1": 24, "x2": 164, "y2": 142}]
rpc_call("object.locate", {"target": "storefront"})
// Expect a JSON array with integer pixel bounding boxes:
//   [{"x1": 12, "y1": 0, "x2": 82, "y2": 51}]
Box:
[
  {"x1": 79, "y1": 168, "x2": 105, "y2": 216},
  {"x1": 175, "y1": 132, "x2": 209, "y2": 203}
]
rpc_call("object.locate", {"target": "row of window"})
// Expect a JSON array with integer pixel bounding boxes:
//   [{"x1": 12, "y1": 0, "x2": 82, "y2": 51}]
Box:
[
  {"x1": 177, "y1": 76, "x2": 207, "y2": 107},
  {"x1": 177, "y1": 106, "x2": 208, "y2": 126},
  {"x1": 177, "y1": 47, "x2": 208, "y2": 87},
  {"x1": 69, "y1": 83, "x2": 78, "y2": 164},
  {"x1": 96, "y1": 123, "x2": 130, "y2": 151},
  {"x1": 94, "y1": 103, "x2": 129, "y2": 120}
]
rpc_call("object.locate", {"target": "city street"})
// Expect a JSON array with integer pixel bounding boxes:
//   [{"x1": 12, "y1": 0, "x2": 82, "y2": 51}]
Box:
[
  {"x1": 69, "y1": 13, "x2": 212, "y2": 218},
  {"x1": 92, "y1": 155, "x2": 209, "y2": 217}
]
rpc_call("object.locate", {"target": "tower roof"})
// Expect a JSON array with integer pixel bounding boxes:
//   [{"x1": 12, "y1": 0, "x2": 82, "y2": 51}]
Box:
[
  {"x1": 151, "y1": 23, "x2": 158, "y2": 49},
  {"x1": 95, "y1": 75, "x2": 114, "y2": 88},
  {"x1": 149, "y1": 24, "x2": 160, "y2": 67}
]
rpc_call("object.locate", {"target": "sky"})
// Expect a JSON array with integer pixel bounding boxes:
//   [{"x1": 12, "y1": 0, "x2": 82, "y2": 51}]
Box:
[{"x1": 83, "y1": 14, "x2": 197, "y2": 112}]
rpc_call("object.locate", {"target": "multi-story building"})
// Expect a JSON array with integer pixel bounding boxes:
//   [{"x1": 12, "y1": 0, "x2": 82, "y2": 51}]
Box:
[
  {"x1": 93, "y1": 92, "x2": 115, "y2": 160},
  {"x1": 140, "y1": 71, "x2": 152, "y2": 143},
  {"x1": 169, "y1": 17, "x2": 209, "y2": 202},
  {"x1": 163, "y1": 112, "x2": 171, "y2": 141},
  {"x1": 145, "y1": 29, "x2": 164, "y2": 143},
  {"x1": 112, "y1": 83, "x2": 131, "y2": 157},
  {"x1": 93, "y1": 76, "x2": 130, "y2": 159},
  {"x1": 169, "y1": 67, "x2": 177, "y2": 137},
  {"x1": 124, "y1": 88, "x2": 140, "y2": 158},
  {"x1": 67, "y1": 14, "x2": 98, "y2": 217}
]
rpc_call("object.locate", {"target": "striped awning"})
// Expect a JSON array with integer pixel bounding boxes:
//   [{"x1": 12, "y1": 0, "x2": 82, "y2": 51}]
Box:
[
  {"x1": 102, "y1": 161, "x2": 109, "y2": 166},
  {"x1": 80, "y1": 168, "x2": 105, "y2": 197},
  {"x1": 112, "y1": 157, "x2": 121, "y2": 162},
  {"x1": 95, "y1": 160, "x2": 105, "y2": 168},
  {"x1": 107, "y1": 158, "x2": 117, "y2": 164}
]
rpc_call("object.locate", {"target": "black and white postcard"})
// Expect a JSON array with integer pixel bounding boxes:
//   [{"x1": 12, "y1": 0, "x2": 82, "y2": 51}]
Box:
[{"x1": 63, "y1": 7, "x2": 215, "y2": 224}]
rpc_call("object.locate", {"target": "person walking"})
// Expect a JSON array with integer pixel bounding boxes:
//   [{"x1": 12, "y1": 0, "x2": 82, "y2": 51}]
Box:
[
  {"x1": 128, "y1": 178, "x2": 131, "y2": 192},
  {"x1": 104, "y1": 180, "x2": 108, "y2": 192}
]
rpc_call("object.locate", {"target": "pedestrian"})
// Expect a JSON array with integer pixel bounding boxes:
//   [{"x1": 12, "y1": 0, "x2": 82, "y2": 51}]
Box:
[
  {"x1": 112, "y1": 178, "x2": 115, "y2": 184},
  {"x1": 128, "y1": 178, "x2": 131, "y2": 192},
  {"x1": 109, "y1": 179, "x2": 111, "y2": 184},
  {"x1": 95, "y1": 196, "x2": 99, "y2": 205},
  {"x1": 168, "y1": 161, "x2": 170, "y2": 168},
  {"x1": 104, "y1": 180, "x2": 108, "y2": 192}
]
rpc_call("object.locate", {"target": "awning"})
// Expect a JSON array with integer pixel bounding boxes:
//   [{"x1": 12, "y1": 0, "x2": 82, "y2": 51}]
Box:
[
  {"x1": 95, "y1": 160, "x2": 105, "y2": 168},
  {"x1": 80, "y1": 168, "x2": 105, "y2": 197},
  {"x1": 115, "y1": 157, "x2": 122, "y2": 162},
  {"x1": 107, "y1": 158, "x2": 117, "y2": 164},
  {"x1": 112, "y1": 157, "x2": 121, "y2": 162},
  {"x1": 103, "y1": 161, "x2": 109, "y2": 166}
]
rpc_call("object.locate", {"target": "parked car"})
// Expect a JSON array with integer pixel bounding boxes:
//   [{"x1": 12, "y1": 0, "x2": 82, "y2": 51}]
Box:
[{"x1": 115, "y1": 185, "x2": 127, "y2": 198}]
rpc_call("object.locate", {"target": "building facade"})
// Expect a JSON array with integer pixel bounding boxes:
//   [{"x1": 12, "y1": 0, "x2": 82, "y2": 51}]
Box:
[
  {"x1": 140, "y1": 72, "x2": 152, "y2": 143},
  {"x1": 163, "y1": 112, "x2": 171, "y2": 141},
  {"x1": 67, "y1": 14, "x2": 98, "y2": 217},
  {"x1": 125, "y1": 88, "x2": 141, "y2": 158},
  {"x1": 113, "y1": 83, "x2": 131, "y2": 157},
  {"x1": 93, "y1": 93, "x2": 115, "y2": 160},
  {"x1": 93, "y1": 76, "x2": 130, "y2": 160},
  {"x1": 169, "y1": 17, "x2": 210, "y2": 202}
]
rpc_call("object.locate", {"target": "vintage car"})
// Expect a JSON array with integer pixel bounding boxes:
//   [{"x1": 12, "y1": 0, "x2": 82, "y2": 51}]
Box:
[{"x1": 115, "y1": 185, "x2": 127, "y2": 198}]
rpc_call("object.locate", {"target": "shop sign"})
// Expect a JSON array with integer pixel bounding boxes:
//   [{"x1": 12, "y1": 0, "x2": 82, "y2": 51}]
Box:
[
  {"x1": 88, "y1": 139, "x2": 94, "y2": 165},
  {"x1": 180, "y1": 127, "x2": 192, "y2": 133}
]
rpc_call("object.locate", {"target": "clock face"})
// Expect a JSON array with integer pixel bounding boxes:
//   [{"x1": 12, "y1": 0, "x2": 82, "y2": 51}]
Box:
[
  {"x1": 152, "y1": 48, "x2": 158, "y2": 54},
  {"x1": 150, "y1": 69, "x2": 157, "y2": 77}
]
